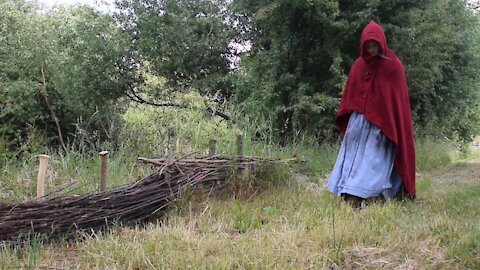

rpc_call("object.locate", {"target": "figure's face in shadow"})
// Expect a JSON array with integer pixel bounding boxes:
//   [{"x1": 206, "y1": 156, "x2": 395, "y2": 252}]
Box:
[{"x1": 365, "y1": 40, "x2": 380, "y2": 57}]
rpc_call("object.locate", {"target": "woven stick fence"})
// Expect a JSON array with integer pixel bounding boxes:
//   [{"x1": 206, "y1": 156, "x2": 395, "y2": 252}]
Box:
[{"x1": 0, "y1": 155, "x2": 272, "y2": 242}]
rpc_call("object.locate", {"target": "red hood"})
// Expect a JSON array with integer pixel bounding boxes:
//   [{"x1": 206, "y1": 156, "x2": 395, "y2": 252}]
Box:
[
  {"x1": 360, "y1": 20, "x2": 387, "y2": 58},
  {"x1": 336, "y1": 21, "x2": 416, "y2": 199}
]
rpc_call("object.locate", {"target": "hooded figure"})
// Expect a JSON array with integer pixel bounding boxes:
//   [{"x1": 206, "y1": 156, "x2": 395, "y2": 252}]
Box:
[{"x1": 327, "y1": 21, "x2": 416, "y2": 203}]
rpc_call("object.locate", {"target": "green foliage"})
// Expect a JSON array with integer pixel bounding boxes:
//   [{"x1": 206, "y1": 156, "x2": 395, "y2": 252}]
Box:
[
  {"x1": 231, "y1": 0, "x2": 346, "y2": 142},
  {"x1": 118, "y1": 90, "x2": 240, "y2": 157},
  {"x1": 46, "y1": 6, "x2": 132, "y2": 127},
  {"x1": 18, "y1": 129, "x2": 49, "y2": 159},
  {"x1": 231, "y1": 0, "x2": 480, "y2": 145},
  {"x1": 232, "y1": 201, "x2": 277, "y2": 234},
  {"x1": 0, "y1": 0, "x2": 131, "y2": 152},
  {"x1": 115, "y1": 0, "x2": 236, "y2": 96},
  {"x1": 233, "y1": 200, "x2": 253, "y2": 233},
  {"x1": 0, "y1": 136, "x2": 11, "y2": 167},
  {"x1": 373, "y1": 0, "x2": 480, "y2": 145},
  {"x1": 3, "y1": 0, "x2": 479, "y2": 152},
  {"x1": 0, "y1": 1, "x2": 45, "y2": 148}
]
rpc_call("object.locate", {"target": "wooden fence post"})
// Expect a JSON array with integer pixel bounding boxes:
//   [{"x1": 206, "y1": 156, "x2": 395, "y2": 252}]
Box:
[
  {"x1": 209, "y1": 139, "x2": 217, "y2": 157},
  {"x1": 99, "y1": 151, "x2": 109, "y2": 191},
  {"x1": 36, "y1": 155, "x2": 51, "y2": 199},
  {"x1": 165, "y1": 129, "x2": 174, "y2": 166},
  {"x1": 236, "y1": 135, "x2": 243, "y2": 157}
]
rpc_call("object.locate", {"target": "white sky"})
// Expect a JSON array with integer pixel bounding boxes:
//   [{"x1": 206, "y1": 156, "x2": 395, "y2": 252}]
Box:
[{"x1": 37, "y1": 0, "x2": 116, "y2": 12}]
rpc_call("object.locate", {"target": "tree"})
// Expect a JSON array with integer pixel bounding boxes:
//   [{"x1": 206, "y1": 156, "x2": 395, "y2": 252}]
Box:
[
  {"x1": 231, "y1": 0, "x2": 345, "y2": 143},
  {"x1": 0, "y1": 0, "x2": 48, "y2": 147},
  {"x1": 115, "y1": 0, "x2": 236, "y2": 98},
  {"x1": 0, "y1": 1, "x2": 132, "y2": 151},
  {"x1": 231, "y1": 0, "x2": 480, "y2": 145},
  {"x1": 46, "y1": 5, "x2": 133, "y2": 144},
  {"x1": 368, "y1": 0, "x2": 480, "y2": 143}
]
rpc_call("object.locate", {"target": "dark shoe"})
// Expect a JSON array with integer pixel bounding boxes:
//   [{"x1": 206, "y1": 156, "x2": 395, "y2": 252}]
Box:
[
  {"x1": 341, "y1": 193, "x2": 364, "y2": 208},
  {"x1": 363, "y1": 196, "x2": 386, "y2": 206}
]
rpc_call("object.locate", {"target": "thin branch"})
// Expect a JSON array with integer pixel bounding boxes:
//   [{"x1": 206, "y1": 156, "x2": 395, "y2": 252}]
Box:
[
  {"x1": 125, "y1": 88, "x2": 186, "y2": 108},
  {"x1": 39, "y1": 61, "x2": 67, "y2": 152},
  {"x1": 206, "y1": 107, "x2": 231, "y2": 120},
  {"x1": 124, "y1": 88, "x2": 231, "y2": 120}
]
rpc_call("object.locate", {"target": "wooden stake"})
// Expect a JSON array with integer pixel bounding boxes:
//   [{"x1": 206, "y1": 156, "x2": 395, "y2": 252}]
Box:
[
  {"x1": 36, "y1": 155, "x2": 51, "y2": 199},
  {"x1": 266, "y1": 146, "x2": 272, "y2": 157},
  {"x1": 236, "y1": 135, "x2": 243, "y2": 157},
  {"x1": 176, "y1": 137, "x2": 180, "y2": 154},
  {"x1": 209, "y1": 139, "x2": 217, "y2": 157},
  {"x1": 165, "y1": 129, "x2": 174, "y2": 166},
  {"x1": 99, "y1": 151, "x2": 109, "y2": 191}
]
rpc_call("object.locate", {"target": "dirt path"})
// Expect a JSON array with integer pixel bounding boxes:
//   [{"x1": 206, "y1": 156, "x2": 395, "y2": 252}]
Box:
[{"x1": 428, "y1": 155, "x2": 480, "y2": 185}]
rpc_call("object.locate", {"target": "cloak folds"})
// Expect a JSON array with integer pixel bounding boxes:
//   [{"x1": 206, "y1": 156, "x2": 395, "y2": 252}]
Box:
[{"x1": 336, "y1": 21, "x2": 416, "y2": 198}]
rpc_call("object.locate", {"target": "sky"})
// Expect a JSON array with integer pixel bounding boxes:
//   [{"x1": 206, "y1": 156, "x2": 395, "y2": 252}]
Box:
[{"x1": 38, "y1": 0, "x2": 116, "y2": 13}]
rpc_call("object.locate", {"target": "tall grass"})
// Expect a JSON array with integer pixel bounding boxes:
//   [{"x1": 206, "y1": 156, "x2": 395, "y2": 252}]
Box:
[
  {"x1": 415, "y1": 137, "x2": 460, "y2": 171},
  {"x1": 1, "y1": 179, "x2": 478, "y2": 269},
  {"x1": 0, "y1": 103, "x2": 479, "y2": 268}
]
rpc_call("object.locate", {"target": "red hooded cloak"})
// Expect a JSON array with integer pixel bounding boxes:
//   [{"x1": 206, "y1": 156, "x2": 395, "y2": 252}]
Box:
[{"x1": 336, "y1": 21, "x2": 416, "y2": 198}]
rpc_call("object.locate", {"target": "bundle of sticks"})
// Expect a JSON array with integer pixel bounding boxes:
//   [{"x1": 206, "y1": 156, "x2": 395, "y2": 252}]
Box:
[{"x1": 0, "y1": 155, "x2": 272, "y2": 243}]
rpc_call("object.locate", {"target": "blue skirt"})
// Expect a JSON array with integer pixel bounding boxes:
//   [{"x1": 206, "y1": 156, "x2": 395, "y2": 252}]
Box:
[{"x1": 327, "y1": 112, "x2": 402, "y2": 199}]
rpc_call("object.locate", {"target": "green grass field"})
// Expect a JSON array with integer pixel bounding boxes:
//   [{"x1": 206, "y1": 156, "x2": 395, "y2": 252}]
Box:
[{"x1": 0, "y1": 139, "x2": 479, "y2": 269}]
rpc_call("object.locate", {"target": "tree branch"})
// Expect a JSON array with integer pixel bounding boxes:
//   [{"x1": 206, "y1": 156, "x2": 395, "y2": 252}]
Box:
[
  {"x1": 124, "y1": 88, "x2": 230, "y2": 120},
  {"x1": 39, "y1": 60, "x2": 67, "y2": 152},
  {"x1": 206, "y1": 107, "x2": 230, "y2": 120},
  {"x1": 125, "y1": 89, "x2": 186, "y2": 108}
]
